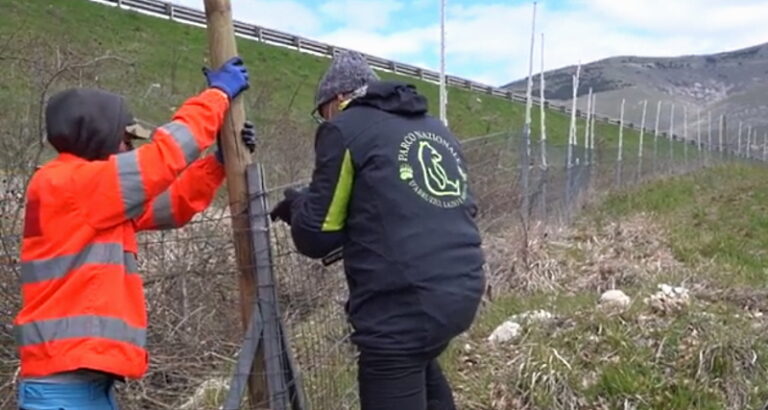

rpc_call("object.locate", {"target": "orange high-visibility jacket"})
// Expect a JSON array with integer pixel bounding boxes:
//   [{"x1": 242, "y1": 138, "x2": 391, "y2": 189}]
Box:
[{"x1": 14, "y1": 88, "x2": 229, "y2": 379}]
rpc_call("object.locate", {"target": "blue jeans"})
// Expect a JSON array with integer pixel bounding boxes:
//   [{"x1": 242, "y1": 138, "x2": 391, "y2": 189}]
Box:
[{"x1": 17, "y1": 379, "x2": 118, "y2": 410}]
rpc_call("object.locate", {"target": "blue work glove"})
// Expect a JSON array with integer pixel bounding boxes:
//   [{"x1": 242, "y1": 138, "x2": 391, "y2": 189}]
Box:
[
  {"x1": 215, "y1": 121, "x2": 257, "y2": 164},
  {"x1": 202, "y1": 56, "x2": 250, "y2": 100}
]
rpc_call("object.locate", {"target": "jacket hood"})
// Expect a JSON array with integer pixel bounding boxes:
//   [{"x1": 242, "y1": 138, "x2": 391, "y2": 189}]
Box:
[
  {"x1": 45, "y1": 88, "x2": 134, "y2": 161},
  {"x1": 350, "y1": 81, "x2": 428, "y2": 116}
]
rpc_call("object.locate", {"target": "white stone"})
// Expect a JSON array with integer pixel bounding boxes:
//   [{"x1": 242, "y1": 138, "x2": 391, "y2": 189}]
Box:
[
  {"x1": 599, "y1": 289, "x2": 631, "y2": 309},
  {"x1": 509, "y1": 310, "x2": 554, "y2": 324},
  {"x1": 487, "y1": 321, "x2": 522, "y2": 345},
  {"x1": 644, "y1": 284, "x2": 690, "y2": 314}
]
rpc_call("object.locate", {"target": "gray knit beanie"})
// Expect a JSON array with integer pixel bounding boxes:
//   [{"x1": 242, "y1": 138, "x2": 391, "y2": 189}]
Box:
[{"x1": 314, "y1": 50, "x2": 379, "y2": 110}]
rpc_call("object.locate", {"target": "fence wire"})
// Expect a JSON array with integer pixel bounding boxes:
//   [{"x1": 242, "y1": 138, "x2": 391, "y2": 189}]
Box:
[
  {"x1": 230, "y1": 127, "x2": 727, "y2": 410},
  {"x1": 0, "y1": 123, "x2": 740, "y2": 410}
]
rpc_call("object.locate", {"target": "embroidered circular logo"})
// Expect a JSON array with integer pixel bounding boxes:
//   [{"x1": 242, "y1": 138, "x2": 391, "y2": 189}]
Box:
[{"x1": 397, "y1": 131, "x2": 467, "y2": 208}]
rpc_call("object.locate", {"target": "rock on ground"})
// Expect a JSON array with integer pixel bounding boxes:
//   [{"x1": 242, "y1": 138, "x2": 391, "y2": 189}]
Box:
[
  {"x1": 509, "y1": 309, "x2": 554, "y2": 324},
  {"x1": 488, "y1": 321, "x2": 522, "y2": 345},
  {"x1": 599, "y1": 289, "x2": 631, "y2": 311},
  {"x1": 645, "y1": 284, "x2": 690, "y2": 314}
]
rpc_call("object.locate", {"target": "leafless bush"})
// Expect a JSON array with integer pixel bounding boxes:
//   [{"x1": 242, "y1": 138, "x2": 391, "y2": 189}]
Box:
[{"x1": 111, "y1": 207, "x2": 243, "y2": 409}]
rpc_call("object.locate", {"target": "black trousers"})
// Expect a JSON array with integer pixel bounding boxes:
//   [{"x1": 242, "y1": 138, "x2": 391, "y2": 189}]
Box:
[{"x1": 357, "y1": 347, "x2": 457, "y2": 410}]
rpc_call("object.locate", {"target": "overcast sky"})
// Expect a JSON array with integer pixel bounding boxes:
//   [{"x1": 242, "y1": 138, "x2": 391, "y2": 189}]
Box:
[{"x1": 171, "y1": 0, "x2": 768, "y2": 86}]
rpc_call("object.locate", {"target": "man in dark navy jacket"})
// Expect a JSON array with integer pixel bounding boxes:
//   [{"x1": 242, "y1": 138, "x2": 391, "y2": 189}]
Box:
[{"x1": 271, "y1": 50, "x2": 485, "y2": 410}]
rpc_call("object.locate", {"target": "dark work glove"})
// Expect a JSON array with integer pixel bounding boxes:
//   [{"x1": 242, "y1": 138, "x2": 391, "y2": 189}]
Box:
[
  {"x1": 241, "y1": 121, "x2": 256, "y2": 153},
  {"x1": 215, "y1": 121, "x2": 257, "y2": 164},
  {"x1": 270, "y1": 188, "x2": 305, "y2": 224},
  {"x1": 203, "y1": 56, "x2": 250, "y2": 100}
]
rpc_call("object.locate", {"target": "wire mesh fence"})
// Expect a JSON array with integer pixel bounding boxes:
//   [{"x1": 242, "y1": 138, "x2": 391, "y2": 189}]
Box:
[
  {"x1": 222, "y1": 127, "x2": 735, "y2": 410},
  {"x1": 0, "y1": 120, "x2": 747, "y2": 409}
]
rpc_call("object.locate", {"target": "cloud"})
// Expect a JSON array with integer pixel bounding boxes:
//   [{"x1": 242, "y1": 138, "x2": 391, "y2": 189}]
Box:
[
  {"x1": 318, "y1": 26, "x2": 437, "y2": 61},
  {"x1": 410, "y1": 0, "x2": 435, "y2": 10},
  {"x1": 168, "y1": 0, "x2": 768, "y2": 86},
  {"x1": 445, "y1": 1, "x2": 768, "y2": 84},
  {"x1": 319, "y1": 0, "x2": 405, "y2": 30},
  {"x1": 578, "y1": 0, "x2": 768, "y2": 34},
  {"x1": 170, "y1": 0, "x2": 322, "y2": 36},
  {"x1": 328, "y1": 0, "x2": 768, "y2": 85}
]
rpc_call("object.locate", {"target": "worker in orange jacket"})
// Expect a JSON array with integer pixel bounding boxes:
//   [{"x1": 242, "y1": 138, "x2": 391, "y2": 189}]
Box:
[{"x1": 14, "y1": 56, "x2": 250, "y2": 410}]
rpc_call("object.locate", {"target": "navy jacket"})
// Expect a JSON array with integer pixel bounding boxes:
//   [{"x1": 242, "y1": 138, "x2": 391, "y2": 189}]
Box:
[{"x1": 290, "y1": 80, "x2": 485, "y2": 354}]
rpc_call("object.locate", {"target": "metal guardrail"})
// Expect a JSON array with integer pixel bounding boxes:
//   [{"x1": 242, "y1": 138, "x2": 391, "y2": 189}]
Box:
[{"x1": 98, "y1": 0, "x2": 669, "y2": 137}]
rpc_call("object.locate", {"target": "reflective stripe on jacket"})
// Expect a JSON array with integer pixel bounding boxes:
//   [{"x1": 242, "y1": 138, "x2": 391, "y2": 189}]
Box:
[{"x1": 14, "y1": 88, "x2": 229, "y2": 378}]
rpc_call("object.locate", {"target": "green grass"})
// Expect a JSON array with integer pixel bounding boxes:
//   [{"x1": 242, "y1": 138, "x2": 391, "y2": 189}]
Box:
[
  {"x1": 601, "y1": 164, "x2": 768, "y2": 286},
  {"x1": 440, "y1": 163, "x2": 768, "y2": 409}
]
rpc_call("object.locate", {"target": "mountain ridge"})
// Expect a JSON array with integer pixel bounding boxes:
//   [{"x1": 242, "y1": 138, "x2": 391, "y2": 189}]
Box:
[{"x1": 503, "y1": 42, "x2": 768, "y2": 138}]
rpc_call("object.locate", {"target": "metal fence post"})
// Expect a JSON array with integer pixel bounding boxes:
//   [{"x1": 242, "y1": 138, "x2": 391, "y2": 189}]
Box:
[
  {"x1": 590, "y1": 94, "x2": 597, "y2": 166},
  {"x1": 166, "y1": 2, "x2": 175, "y2": 20},
  {"x1": 231, "y1": 164, "x2": 307, "y2": 410},
  {"x1": 683, "y1": 107, "x2": 688, "y2": 169},
  {"x1": 637, "y1": 100, "x2": 647, "y2": 181},
  {"x1": 224, "y1": 303, "x2": 264, "y2": 410},
  {"x1": 668, "y1": 104, "x2": 675, "y2": 172},
  {"x1": 539, "y1": 33, "x2": 548, "y2": 170},
  {"x1": 584, "y1": 88, "x2": 593, "y2": 165},
  {"x1": 707, "y1": 112, "x2": 713, "y2": 166},
  {"x1": 520, "y1": 125, "x2": 531, "y2": 224},
  {"x1": 719, "y1": 114, "x2": 725, "y2": 159},
  {"x1": 567, "y1": 64, "x2": 580, "y2": 171},
  {"x1": 565, "y1": 148, "x2": 574, "y2": 221},
  {"x1": 697, "y1": 109, "x2": 703, "y2": 167},
  {"x1": 540, "y1": 165, "x2": 548, "y2": 222},
  {"x1": 738, "y1": 122, "x2": 743, "y2": 158},
  {"x1": 653, "y1": 101, "x2": 661, "y2": 171},
  {"x1": 615, "y1": 99, "x2": 625, "y2": 187}
]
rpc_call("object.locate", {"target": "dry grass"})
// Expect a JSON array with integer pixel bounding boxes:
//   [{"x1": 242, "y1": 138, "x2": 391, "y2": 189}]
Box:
[
  {"x1": 443, "y1": 168, "x2": 768, "y2": 410},
  {"x1": 560, "y1": 214, "x2": 682, "y2": 292},
  {"x1": 481, "y1": 213, "x2": 680, "y2": 299}
]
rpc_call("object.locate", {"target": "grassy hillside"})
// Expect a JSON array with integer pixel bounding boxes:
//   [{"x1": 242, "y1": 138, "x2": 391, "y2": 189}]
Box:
[
  {"x1": 0, "y1": 0, "x2": 519, "y2": 137},
  {"x1": 0, "y1": 0, "x2": 690, "y2": 157},
  {"x1": 443, "y1": 164, "x2": 768, "y2": 409}
]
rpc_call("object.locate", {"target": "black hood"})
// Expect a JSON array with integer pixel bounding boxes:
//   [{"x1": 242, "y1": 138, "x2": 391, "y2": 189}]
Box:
[
  {"x1": 351, "y1": 81, "x2": 428, "y2": 116},
  {"x1": 45, "y1": 88, "x2": 134, "y2": 161}
]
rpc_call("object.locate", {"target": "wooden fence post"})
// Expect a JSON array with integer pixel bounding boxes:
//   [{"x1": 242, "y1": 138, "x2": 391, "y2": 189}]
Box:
[{"x1": 202, "y1": 0, "x2": 265, "y2": 406}]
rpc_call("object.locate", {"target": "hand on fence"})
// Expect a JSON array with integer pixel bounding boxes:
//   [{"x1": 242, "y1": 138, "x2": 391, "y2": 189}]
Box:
[
  {"x1": 202, "y1": 56, "x2": 250, "y2": 100},
  {"x1": 269, "y1": 187, "x2": 305, "y2": 224},
  {"x1": 215, "y1": 121, "x2": 257, "y2": 164}
]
